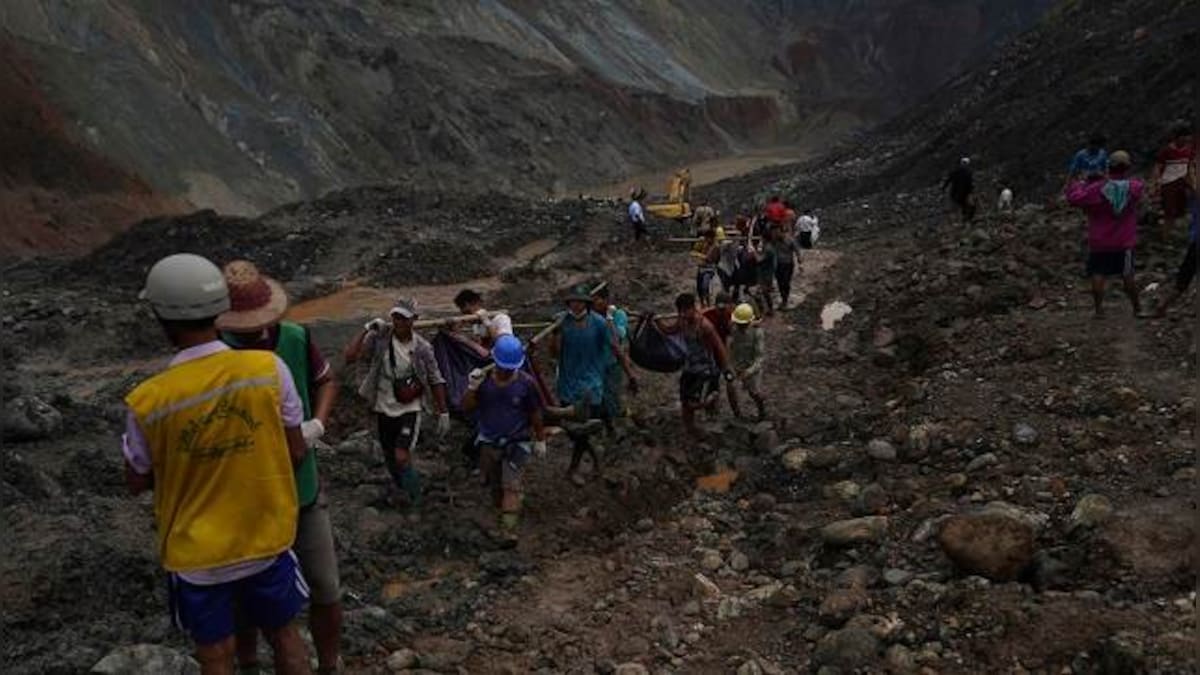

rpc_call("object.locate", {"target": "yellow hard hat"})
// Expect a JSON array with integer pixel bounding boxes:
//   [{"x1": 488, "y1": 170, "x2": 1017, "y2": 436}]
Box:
[{"x1": 732, "y1": 303, "x2": 756, "y2": 324}]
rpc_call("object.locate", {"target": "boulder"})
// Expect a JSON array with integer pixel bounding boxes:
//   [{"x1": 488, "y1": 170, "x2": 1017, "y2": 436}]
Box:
[
  {"x1": 1069, "y1": 494, "x2": 1114, "y2": 531},
  {"x1": 386, "y1": 648, "x2": 418, "y2": 672},
  {"x1": 813, "y1": 627, "x2": 881, "y2": 670},
  {"x1": 92, "y1": 645, "x2": 199, "y2": 674},
  {"x1": 780, "y1": 447, "x2": 809, "y2": 472},
  {"x1": 818, "y1": 587, "x2": 870, "y2": 627},
  {"x1": 614, "y1": 664, "x2": 649, "y2": 675},
  {"x1": 866, "y1": 439, "x2": 897, "y2": 462},
  {"x1": 822, "y1": 517, "x2": 889, "y2": 546},
  {"x1": 937, "y1": 513, "x2": 1035, "y2": 581},
  {"x1": 2, "y1": 395, "x2": 63, "y2": 442}
]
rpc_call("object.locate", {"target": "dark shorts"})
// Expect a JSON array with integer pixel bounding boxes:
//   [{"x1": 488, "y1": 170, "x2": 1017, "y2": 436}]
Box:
[
  {"x1": 1176, "y1": 243, "x2": 1197, "y2": 292},
  {"x1": 1086, "y1": 249, "x2": 1134, "y2": 277},
  {"x1": 799, "y1": 231, "x2": 814, "y2": 249},
  {"x1": 169, "y1": 552, "x2": 308, "y2": 645},
  {"x1": 696, "y1": 267, "x2": 716, "y2": 299},
  {"x1": 680, "y1": 371, "x2": 720, "y2": 404},
  {"x1": 1162, "y1": 180, "x2": 1190, "y2": 219},
  {"x1": 377, "y1": 412, "x2": 422, "y2": 484}
]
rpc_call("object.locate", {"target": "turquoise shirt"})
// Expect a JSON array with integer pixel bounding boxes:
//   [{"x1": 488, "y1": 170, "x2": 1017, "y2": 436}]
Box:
[{"x1": 555, "y1": 311, "x2": 610, "y2": 405}]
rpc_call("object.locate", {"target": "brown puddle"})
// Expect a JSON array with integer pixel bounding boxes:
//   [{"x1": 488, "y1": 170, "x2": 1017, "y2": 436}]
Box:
[{"x1": 287, "y1": 238, "x2": 559, "y2": 324}]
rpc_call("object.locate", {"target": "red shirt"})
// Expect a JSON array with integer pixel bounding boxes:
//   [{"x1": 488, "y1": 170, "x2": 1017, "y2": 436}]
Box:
[
  {"x1": 1157, "y1": 143, "x2": 1195, "y2": 165},
  {"x1": 764, "y1": 201, "x2": 787, "y2": 224}
]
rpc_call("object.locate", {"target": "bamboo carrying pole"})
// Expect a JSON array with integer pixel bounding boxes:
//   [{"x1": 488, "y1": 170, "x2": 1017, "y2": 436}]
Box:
[{"x1": 411, "y1": 310, "x2": 509, "y2": 330}]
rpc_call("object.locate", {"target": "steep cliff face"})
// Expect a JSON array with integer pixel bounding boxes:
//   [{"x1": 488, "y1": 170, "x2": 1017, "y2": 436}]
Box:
[{"x1": 0, "y1": 0, "x2": 1048, "y2": 231}]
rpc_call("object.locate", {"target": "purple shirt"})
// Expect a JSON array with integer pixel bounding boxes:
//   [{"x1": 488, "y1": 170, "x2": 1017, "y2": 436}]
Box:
[
  {"x1": 120, "y1": 341, "x2": 302, "y2": 585},
  {"x1": 475, "y1": 372, "x2": 541, "y2": 441}
]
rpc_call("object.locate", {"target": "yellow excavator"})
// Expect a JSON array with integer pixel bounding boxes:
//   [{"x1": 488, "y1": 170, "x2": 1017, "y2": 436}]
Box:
[{"x1": 643, "y1": 168, "x2": 692, "y2": 221}]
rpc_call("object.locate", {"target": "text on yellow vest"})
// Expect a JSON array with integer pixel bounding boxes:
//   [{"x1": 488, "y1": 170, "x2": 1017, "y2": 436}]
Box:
[{"x1": 126, "y1": 349, "x2": 298, "y2": 572}]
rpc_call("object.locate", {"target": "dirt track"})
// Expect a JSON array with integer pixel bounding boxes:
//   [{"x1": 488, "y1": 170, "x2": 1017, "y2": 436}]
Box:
[{"x1": 1, "y1": 165, "x2": 1197, "y2": 674}]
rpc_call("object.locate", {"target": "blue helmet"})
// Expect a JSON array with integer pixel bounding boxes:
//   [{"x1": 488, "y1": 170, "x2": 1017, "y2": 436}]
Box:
[{"x1": 492, "y1": 334, "x2": 525, "y2": 371}]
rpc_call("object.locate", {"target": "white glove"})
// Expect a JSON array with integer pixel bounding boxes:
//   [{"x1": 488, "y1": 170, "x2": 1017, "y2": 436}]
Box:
[
  {"x1": 475, "y1": 308, "x2": 490, "y2": 322},
  {"x1": 437, "y1": 412, "x2": 451, "y2": 438},
  {"x1": 301, "y1": 418, "x2": 325, "y2": 445},
  {"x1": 467, "y1": 368, "x2": 487, "y2": 391},
  {"x1": 364, "y1": 318, "x2": 386, "y2": 333},
  {"x1": 533, "y1": 440, "x2": 547, "y2": 457}
]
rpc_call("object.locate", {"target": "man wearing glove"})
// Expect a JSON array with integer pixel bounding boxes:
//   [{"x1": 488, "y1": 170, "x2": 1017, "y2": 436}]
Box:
[
  {"x1": 344, "y1": 297, "x2": 450, "y2": 508},
  {"x1": 462, "y1": 336, "x2": 545, "y2": 542},
  {"x1": 215, "y1": 260, "x2": 344, "y2": 675}
]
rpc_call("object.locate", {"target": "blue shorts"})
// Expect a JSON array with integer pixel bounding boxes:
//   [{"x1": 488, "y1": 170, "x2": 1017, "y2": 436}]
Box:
[{"x1": 168, "y1": 551, "x2": 308, "y2": 645}]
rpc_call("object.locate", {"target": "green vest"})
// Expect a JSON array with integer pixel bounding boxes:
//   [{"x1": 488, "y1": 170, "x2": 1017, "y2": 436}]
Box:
[
  {"x1": 274, "y1": 322, "x2": 319, "y2": 507},
  {"x1": 222, "y1": 322, "x2": 320, "y2": 507}
]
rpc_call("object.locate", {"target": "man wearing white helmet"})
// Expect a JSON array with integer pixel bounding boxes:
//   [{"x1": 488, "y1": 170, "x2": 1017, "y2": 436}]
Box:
[{"x1": 121, "y1": 254, "x2": 313, "y2": 674}]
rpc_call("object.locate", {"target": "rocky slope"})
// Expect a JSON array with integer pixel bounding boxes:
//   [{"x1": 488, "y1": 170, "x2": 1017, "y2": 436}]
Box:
[
  {"x1": 704, "y1": 0, "x2": 1198, "y2": 209},
  {"x1": 0, "y1": 0, "x2": 1048, "y2": 229},
  {"x1": 0, "y1": 40, "x2": 183, "y2": 255}
]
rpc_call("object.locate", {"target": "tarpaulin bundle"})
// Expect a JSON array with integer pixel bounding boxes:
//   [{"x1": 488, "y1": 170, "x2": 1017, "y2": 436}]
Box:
[
  {"x1": 432, "y1": 331, "x2": 555, "y2": 415},
  {"x1": 432, "y1": 332, "x2": 489, "y2": 416},
  {"x1": 629, "y1": 312, "x2": 688, "y2": 373}
]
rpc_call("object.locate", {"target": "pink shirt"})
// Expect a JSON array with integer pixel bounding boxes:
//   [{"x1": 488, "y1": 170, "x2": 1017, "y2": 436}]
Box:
[
  {"x1": 1065, "y1": 178, "x2": 1144, "y2": 252},
  {"x1": 121, "y1": 340, "x2": 302, "y2": 585}
]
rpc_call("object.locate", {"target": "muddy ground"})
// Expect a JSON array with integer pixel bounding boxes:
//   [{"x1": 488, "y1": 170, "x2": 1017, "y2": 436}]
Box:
[{"x1": 1, "y1": 156, "x2": 1197, "y2": 675}]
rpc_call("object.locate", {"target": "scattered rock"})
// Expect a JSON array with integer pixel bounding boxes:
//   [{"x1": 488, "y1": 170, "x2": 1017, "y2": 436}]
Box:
[
  {"x1": 730, "y1": 551, "x2": 750, "y2": 572},
  {"x1": 822, "y1": 516, "x2": 889, "y2": 546},
  {"x1": 693, "y1": 573, "x2": 722, "y2": 598},
  {"x1": 1012, "y1": 422, "x2": 1038, "y2": 446},
  {"x1": 699, "y1": 549, "x2": 723, "y2": 572},
  {"x1": 1093, "y1": 632, "x2": 1145, "y2": 674},
  {"x1": 866, "y1": 439, "x2": 898, "y2": 462},
  {"x1": 837, "y1": 565, "x2": 880, "y2": 590},
  {"x1": 807, "y1": 446, "x2": 842, "y2": 469},
  {"x1": 781, "y1": 447, "x2": 809, "y2": 472},
  {"x1": 852, "y1": 483, "x2": 889, "y2": 516},
  {"x1": 882, "y1": 568, "x2": 914, "y2": 586},
  {"x1": 819, "y1": 587, "x2": 870, "y2": 627},
  {"x1": 1069, "y1": 494, "x2": 1114, "y2": 531},
  {"x1": 614, "y1": 663, "x2": 649, "y2": 675},
  {"x1": 965, "y1": 452, "x2": 998, "y2": 473},
  {"x1": 937, "y1": 513, "x2": 1035, "y2": 581},
  {"x1": 885, "y1": 644, "x2": 918, "y2": 673},
  {"x1": 92, "y1": 645, "x2": 199, "y2": 674},
  {"x1": 386, "y1": 648, "x2": 418, "y2": 672},
  {"x1": 813, "y1": 627, "x2": 881, "y2": 670},
  {"x1": 2, "y1": 395, "x2": 64, "y2": 442},
  {"x1": 823, "y1": 480, "x2": 861, "y2": 501},
  {"x1": 981, "y1": 501, "x2": 1049, "y2": 533}
]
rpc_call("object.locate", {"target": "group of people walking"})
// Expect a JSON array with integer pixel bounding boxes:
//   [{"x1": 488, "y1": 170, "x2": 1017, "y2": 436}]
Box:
[
  {"x1": 119, "y1": 243, "x2": 777, "y2": 673},
  {"x1": 1061, "y1": 123, "x2": 1197, "y2": 317}
]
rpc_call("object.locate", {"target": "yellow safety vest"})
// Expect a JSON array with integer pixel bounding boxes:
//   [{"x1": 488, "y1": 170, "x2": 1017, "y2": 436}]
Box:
[{"x1": 126, "y1": 349, "x2": 298, "y2": 572}]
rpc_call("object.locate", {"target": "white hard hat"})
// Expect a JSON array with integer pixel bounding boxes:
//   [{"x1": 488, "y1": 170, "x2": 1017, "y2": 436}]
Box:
[{"x1": 140, "y1": 253, "x2": 231, "y2": 320}]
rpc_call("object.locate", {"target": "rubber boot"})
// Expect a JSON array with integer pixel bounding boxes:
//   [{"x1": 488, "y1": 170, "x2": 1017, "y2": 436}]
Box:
[{"x1": 399, "y1": 467, "x2": 422, "y2": 507}]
